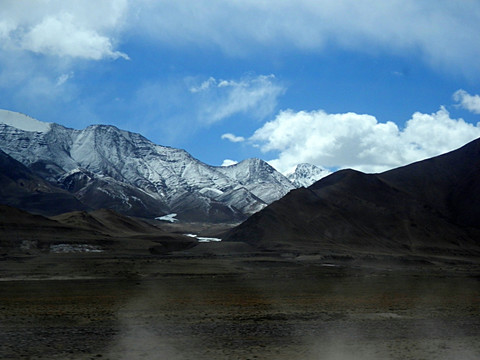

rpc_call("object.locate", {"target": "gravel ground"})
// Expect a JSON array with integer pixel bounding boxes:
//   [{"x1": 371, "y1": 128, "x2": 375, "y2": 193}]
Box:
[{"x1": 1, "y1": 252, "x2": 480, "y2": 359}]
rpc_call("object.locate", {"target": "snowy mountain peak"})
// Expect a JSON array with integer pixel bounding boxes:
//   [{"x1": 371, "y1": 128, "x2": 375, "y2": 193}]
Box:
[
  {"x1": 0, "y1": 109, "x2": 52, "y2": 133},
  {"x1": 223, "y1": 157, "x2": 275, "y2": 176},
  {"x1": 286, "y1": 163, "x2": 331, "y2": 188},
  {"x1": 216, "y1": 158, "x2": 295, "y2": 204}
]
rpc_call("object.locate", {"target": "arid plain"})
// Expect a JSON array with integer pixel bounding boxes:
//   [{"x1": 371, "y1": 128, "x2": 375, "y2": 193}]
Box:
[{"x1": 1, "y1": 234, "x2": 480, "y2": 360}]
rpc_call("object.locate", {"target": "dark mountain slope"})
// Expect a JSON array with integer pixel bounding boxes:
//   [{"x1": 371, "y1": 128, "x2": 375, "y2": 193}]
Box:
[
  {"x1": 225, "y1": 138, "x2": 480, "y2": 257},
  {"x1": 0, "y1": 149, "x2": 88, "y2": 215},
  {"x1": 378, "y1": 137, "x2": 480, "y2": 228},
  {"x1": 0, "y1": 204, "x2": 107, "y2": 251}
]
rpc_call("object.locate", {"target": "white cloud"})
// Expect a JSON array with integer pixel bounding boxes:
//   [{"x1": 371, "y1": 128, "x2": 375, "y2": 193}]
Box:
[
  {"x1": 192, "y1": 74, "x2": 285, "y2": 124},
  {"x1": 134, "y1": 0, "x2": 480, "y2": 77},
  {"x1": 21, "y1": 15, "x2": 128, "y2": 60},
  {"x1": 221, "y1": 159, "x2": 238, "y2": 167},
  {"x1": 221, "y1": 133, "x2": 245, "y2": 143},
  {"x1": 0, "y1": 0, "x2": 128, "y2": 60},
  {"x1": 453, "y1": 90, "x2": 480, "y2": 114},
  {"x1": 251, "y1": 107, "x2": 480, "y2": 174},
  {"x1": 189, "y1": 77, "x2": 216, "y2": 93}
]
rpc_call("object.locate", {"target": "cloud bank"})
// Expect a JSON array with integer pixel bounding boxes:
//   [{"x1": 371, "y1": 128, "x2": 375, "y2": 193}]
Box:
[
  {"x1": 135, "y1": 0, "x2": 480, "y2": 76},
  {"x1": 2, "y1": 1, "x2": 479, "y2": 77},
  {"x1": 251, "y1": 105, "x2": 480, "y2": 174},
  {"x1": 1, "y1": 1, "x2": 480, "y2": 77}
]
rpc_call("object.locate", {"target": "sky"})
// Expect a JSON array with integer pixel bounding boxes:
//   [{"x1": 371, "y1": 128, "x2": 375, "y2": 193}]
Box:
[{"x1": 1, "y1": 0, "x2": 480, "y2": 175}]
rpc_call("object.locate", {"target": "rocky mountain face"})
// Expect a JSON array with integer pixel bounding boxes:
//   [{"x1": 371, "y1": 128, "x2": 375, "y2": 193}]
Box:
[
  {"x1": 286, "y1": 163, "x2": 331, "y2": 188},
  {"x1": 225, "y1": 138, "x2": 480, "y2": 257},
  {"x1": 0, "y1": 110, "x2": 295, "y2": 222}
]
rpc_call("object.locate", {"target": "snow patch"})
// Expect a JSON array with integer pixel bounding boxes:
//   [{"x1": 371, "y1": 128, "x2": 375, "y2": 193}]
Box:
[
  {"x1": 199, "y1": 187, "x2": 224, "y2": 196},
  {"x1": 183, "y1": 233, "x2": 222, "y2": 243},
  {"x1": 0, "y1": 109, "x2": 52, "y2": 133},
  {"x1": 155, "y1": 213, "x2": 179, "y2": 222},
  {"x1": 197, "y1": 237, "x2": 222, "y2": 243}
]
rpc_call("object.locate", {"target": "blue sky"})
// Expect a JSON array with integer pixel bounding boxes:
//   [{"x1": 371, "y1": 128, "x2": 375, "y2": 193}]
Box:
[{"x1": 1, "y1": 0, "x2": 480, "y2": 174}]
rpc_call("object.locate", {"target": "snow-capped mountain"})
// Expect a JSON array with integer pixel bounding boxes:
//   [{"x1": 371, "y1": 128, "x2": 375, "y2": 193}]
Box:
[
  {"x1": 0, "y1": 110, "x2": 294, "y2": 221},
  {"x1": 286, "y1": 163, "x2": 331, "y2": 188}
]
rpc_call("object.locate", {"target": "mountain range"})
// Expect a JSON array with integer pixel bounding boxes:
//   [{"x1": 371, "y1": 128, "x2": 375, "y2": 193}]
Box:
[
  {"x1": 225, "y1": 137, "x2": 480, "y2": 259},
  {"x1": 1, "y1": 108, "x2": 479, "y2": 261},
  {"x1": 0, "y1": 109, "x2": 323, "y2": 222}
]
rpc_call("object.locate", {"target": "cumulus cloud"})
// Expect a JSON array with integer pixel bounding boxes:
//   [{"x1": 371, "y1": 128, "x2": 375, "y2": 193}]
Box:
[
  {"x1": 21, "y1": 15, "x2": 128, "y2": 60},
  {"x1": 453, "y1": 90, "x2": 480, "y2": 114},
  {"x1": 251, "y1": 107, "x2": 480, "y2": 174},
  {"x1": 0, "y1": 0, "x2": 128, "y2": 60},
  {"x1": 191, "y1": 74, "x2": 285, "y2": 124},
  {"x1": 134, "y1": 0, "x2": 480, "y2": 76},
  {"x1": 221, "y1": 133, "x2": 245, "y2": 143}
]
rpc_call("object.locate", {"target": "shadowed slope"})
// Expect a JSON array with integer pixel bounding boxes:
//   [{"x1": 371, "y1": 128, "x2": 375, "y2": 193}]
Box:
[
  {"x1": 0, "y1": 204, "x2": 197, "y2": 254},
  {"x1": 51, "y1": 208, "x2": 170, "y2": 236},
  {"x1": 0, "y1": 150, "x2": 88, "y2": 215},
  {"x1": 0, "y1": 204, "x2": 108, "y2": 251}
]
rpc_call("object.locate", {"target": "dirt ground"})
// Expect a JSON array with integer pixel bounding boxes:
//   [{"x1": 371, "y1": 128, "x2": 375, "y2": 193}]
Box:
[{"x1": 1, "y1": 245, "x2": 480, "y2": 360}]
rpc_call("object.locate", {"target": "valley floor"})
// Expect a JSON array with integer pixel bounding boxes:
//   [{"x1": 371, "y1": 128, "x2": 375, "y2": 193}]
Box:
[{"x1": 1, "y1": 245, "x2": 480, "y2": 360}]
